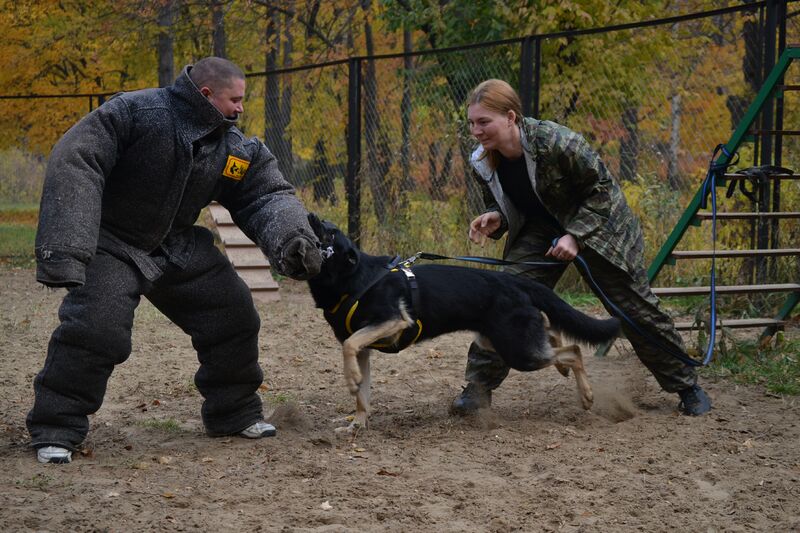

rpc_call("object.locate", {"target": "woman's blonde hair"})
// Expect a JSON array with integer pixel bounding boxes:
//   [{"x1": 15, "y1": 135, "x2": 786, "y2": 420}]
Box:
[{"x1": 466, "y1": 79, "x2": 523, "y2": 169}]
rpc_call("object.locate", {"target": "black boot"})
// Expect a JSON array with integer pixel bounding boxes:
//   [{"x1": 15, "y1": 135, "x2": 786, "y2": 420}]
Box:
[
  {"x1": 678, "y1": 384, "x2": 712, "y2": 416},
  {"x1": 450, "y1": 383, "x2": 491, "y2": 416}
]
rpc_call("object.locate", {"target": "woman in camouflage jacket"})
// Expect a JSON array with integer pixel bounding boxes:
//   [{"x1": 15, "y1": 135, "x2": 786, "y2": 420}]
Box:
[{"x1": 451, "y1": 79, "x2": 711, "y2": 417}]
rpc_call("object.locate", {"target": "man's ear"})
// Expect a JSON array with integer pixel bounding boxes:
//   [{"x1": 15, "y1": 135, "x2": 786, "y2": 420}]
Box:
[{"x1": 200, "y1": 86, "x2": 212, "y2": 98}]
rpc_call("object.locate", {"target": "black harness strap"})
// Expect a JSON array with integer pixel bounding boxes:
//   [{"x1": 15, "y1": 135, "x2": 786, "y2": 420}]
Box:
[{"x1": 323, "y1": 260, "x2": 423, "y2": 354}]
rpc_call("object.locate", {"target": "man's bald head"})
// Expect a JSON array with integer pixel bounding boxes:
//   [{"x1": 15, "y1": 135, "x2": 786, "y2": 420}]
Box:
[
  {"x1": 189, "y1": 57, "x2": 246, "y2": 119},
  {"x1": 189, "y1": 57, "x2": 245, "y2": 92}
]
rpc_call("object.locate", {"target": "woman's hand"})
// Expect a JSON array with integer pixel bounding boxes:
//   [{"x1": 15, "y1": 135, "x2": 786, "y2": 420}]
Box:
[
  {"x1": 546, "y1": 234, "x2": 579, "y2": 261},
  {"x1": 468, "y1": 211, "x2": 502, "y2": 246}
]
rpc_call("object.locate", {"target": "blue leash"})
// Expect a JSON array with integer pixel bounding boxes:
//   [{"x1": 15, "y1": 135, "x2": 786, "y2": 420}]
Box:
[{"x1": 697, "y1": 144, "x2": 739, "y2": 366}]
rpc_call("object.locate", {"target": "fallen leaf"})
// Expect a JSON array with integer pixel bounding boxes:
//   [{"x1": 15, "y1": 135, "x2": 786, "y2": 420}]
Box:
[
  {"x1": 258, "y1": 384, "x2": 269, "y2": 392},
  {"x1": 376, "y1": 468, "x2": 400, "y2": 477},
  {"x1": 320, "y1": 501, "x2": 332, "y2": 510},
  {"x1": 106, "y1": 491, "x2": 120, "y2": 498},
  {"x1": 162, "y1": 492, "x2": 175, "y2": 499},
  {"x1": 158, "y1": 456, "x2": 172, "y2": 465},
  {"x1": 151, "y1": 399, "x2": 161, "y2": 406},
  {"x1": 201, "y1": 457, "x2": 214, "y2": 463},
  {"x1": 546, "y1": 442, "x2": 561, "y2": 450}
]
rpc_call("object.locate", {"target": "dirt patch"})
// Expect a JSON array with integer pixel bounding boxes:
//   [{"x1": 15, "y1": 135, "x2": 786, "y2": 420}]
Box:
[{"x1": 1, "y1": 266, "x2": 799, "y2": 532}]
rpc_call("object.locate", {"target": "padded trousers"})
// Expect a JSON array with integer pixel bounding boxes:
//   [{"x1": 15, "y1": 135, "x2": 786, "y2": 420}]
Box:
[{"x1": 27, "y1": 228, "x2": 264, "y2": 450}]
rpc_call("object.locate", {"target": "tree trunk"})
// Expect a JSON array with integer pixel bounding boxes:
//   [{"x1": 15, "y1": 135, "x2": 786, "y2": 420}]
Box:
[
  {"x1": 619, "y1": 106, "x2": 639, "y2": 182},
  {"x1": 400, "y1": 25, "x2": 413, "y2": 201},
  {"x1": 263, "y1": 7, "x2": 293, "y2": 182},
  {"x1": 667, "y1": 94, "x2": 682, "y2": 190},
  {"x1": 157, "y1": 0, "x2": 176, "y2": 87},
  {"x1": 212, "y1": 1, "x2": 226, "y2": 58},
  {"x1": 428, "y1": 142, "x2": 452, "y2": 201},
  {"x1": 361, "y1": 0, "x2": 393, "y2": 224},
  {"x1": 280, "y1": 12, "x2": 294, "y2": 181},
  {"x1": 313, "y1": 139, "x2": 336, "y2": 205}
]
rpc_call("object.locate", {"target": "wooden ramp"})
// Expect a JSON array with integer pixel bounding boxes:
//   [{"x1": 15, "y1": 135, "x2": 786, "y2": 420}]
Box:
[{"x1": 207, "y1": 203, "x2": 280, "y2": 302}]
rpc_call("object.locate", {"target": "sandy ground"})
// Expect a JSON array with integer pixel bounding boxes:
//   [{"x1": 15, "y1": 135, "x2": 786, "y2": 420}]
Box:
[{"x1": 1, "y1": 265, "x2": 799, "y2": 532}]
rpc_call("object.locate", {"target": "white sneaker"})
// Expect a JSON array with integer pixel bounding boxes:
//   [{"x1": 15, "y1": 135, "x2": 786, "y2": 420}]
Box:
[
  {"x1": 239, "y1": 421, "x2": 277, "y2": 439},
  {"x1": 37, "y1": 446, "x2": 72, "y2": 464}
]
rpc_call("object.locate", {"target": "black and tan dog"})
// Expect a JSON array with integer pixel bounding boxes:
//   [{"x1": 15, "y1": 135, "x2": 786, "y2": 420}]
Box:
[{"x1": 306, "y1": 214, "x2": 620, "y2": 433}]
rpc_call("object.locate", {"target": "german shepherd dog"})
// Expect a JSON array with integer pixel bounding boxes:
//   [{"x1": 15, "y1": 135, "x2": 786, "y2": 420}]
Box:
[{"x1": 306, "y1": 214, "x2": 620, "y2": 433}]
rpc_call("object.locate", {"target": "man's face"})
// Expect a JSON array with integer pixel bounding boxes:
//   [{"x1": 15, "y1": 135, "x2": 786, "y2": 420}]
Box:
[{"x1": 203, "y1": 77, "x2": 245, "y2": 120}]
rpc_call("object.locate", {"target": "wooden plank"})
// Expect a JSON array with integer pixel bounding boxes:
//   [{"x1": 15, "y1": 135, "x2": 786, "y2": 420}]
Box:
[
  {"x1": 226, "y1": 247, "x2": 272, "y2": 265},
  {"x1": 653, "y1": 283, "x2": 800, "y2": 297},
  {"x1": 724, "y1": 172, "x2": 798, "y2": 179},
  {"x1": 234, "y1": 268, "x2": 275, "y2": 286},
  {"x1": 694, "y1": 211, "x2": 800, "y2": 220},
  {"x1": 674, "y1": 318, "x2": 784, "y2": 331},
  {"x1": 207, "y1": 202, "x2": 279, "y2": 301},
  {"x1": 670, "y1": 248, "x2": 800, "y2": 259},
  {"x1": 216, "y1": 225, "x2": 253, "y2": 243},
  {"x1": 746, "y1": 130, "x2": 800, "y2": 136}
]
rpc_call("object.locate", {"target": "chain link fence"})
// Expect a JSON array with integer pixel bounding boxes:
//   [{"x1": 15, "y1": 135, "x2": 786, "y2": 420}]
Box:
[
  {"x1": 241, "y1": 2, "x2": 799, "y2": 280},
  {"x1": 1, "y1": 2, "x2": 797, "y2": 288}
]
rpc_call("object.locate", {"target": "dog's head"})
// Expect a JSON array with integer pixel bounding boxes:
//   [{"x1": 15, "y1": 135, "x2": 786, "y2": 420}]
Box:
[{"x1": 307, "y1": 213, "x2": 360, "y2": 283}]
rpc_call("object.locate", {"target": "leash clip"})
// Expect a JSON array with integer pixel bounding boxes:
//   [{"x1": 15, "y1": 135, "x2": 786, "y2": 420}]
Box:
[
  {"x1": 320, "y1": 245, "x2": 334, "y2": 260},
  {"x1": 399, "y1": 252, "x2": 422, "y2": 268}
]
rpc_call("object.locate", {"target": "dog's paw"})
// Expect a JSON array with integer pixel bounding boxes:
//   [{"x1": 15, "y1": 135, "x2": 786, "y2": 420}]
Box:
[
  {"x1": 334, "y1": 425, "x2": 355, "y2": 436},
  {"x1": 334, "y1": 419, "x2": 366, "y2": 436},
  {"x1": 580, "y1": 390, "x2": 594, "y2": 410}
]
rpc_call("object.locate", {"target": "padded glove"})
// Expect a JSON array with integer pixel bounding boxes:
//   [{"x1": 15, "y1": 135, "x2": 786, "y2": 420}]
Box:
[{"x1": 279, "y1": 235, "x2": 323, "y2": 280}]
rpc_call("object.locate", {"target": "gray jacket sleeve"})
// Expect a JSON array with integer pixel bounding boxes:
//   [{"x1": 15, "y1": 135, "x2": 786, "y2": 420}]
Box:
[
  {"x1": 470, "y1": 167, "x2": 508, "y2": 240},
  {"x1": 218, "y1": 139, "x2": 320, "y2": 275},
  {"x1": 35, "y1": 96, "x2": 131, "y2": 287}
]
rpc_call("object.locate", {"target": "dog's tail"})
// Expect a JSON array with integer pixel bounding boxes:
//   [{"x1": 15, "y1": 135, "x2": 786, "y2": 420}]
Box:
[{"x1": 520, "y1": 278, "x2": 620, "y2": 345}]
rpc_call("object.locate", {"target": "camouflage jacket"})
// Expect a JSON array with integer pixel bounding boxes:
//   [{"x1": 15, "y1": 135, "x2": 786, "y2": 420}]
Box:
[
  {"x1": 470, "y1": 117, "x2": 644, "y2": 275},
  {"x1": 35, "y1": 66, "x2": 318, "y2": 287}
]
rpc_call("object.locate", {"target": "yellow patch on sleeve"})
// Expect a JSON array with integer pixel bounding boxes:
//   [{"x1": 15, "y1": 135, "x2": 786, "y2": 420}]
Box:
[{"x1": 223, "y1": 155, "x2": 250, "y2": 181}]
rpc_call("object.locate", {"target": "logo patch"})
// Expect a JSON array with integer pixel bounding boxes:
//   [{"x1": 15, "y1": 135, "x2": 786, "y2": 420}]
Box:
[{"x1": 223, "y1": 155, "x2": 250, "y2": 181}]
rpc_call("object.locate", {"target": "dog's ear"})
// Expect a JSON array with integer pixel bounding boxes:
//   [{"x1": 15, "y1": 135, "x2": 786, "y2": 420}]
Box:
[
  {"x1": 307, "y1": 212, "x2": 325, "y2": 239},
  {"x1": 347, "y1": 247, "x2": 358, "y2": 266}
]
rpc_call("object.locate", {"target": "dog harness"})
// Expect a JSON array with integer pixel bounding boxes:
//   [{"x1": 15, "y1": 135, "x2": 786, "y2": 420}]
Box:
[{"x1": 323, "y1": 263, "x2": 423, "y2": 354}]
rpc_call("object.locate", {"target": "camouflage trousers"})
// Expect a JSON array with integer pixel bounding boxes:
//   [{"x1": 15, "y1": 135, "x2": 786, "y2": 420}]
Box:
[{"x1": 465, "y1": 221, "x2": 696, "y2": 393}]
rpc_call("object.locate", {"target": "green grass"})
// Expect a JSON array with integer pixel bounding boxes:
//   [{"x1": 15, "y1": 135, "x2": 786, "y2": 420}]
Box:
[
  {"x1": 267, "y1": 391, "x2": 293, "y2": 405},
  {"x1": 703, "y1": 334, "x2": 800, "y2": 395},
  {"x1": 0, "y1": 204, "x2": 37, "y2": 266},
  {"x1": 136, "y1": 418, "x2": 183, "y2": 432},
  {"x1": 15, "y1": 473, "x2": 54, "y2": 490}
]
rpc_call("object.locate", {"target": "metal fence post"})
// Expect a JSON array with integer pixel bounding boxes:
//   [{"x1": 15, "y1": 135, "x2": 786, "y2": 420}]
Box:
[
  {"x1": 346, "y1": 57, "x2": 362, "y2": 244},
  {"x1": 520, "y1": 37, "x2": 534, "y2": 116},
  {"x1": 533, "y1": 37, "x2": 541, "y2": 118},
  {"x1": 520, "y1": 37, "x2": 542, "y2": 118}
]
